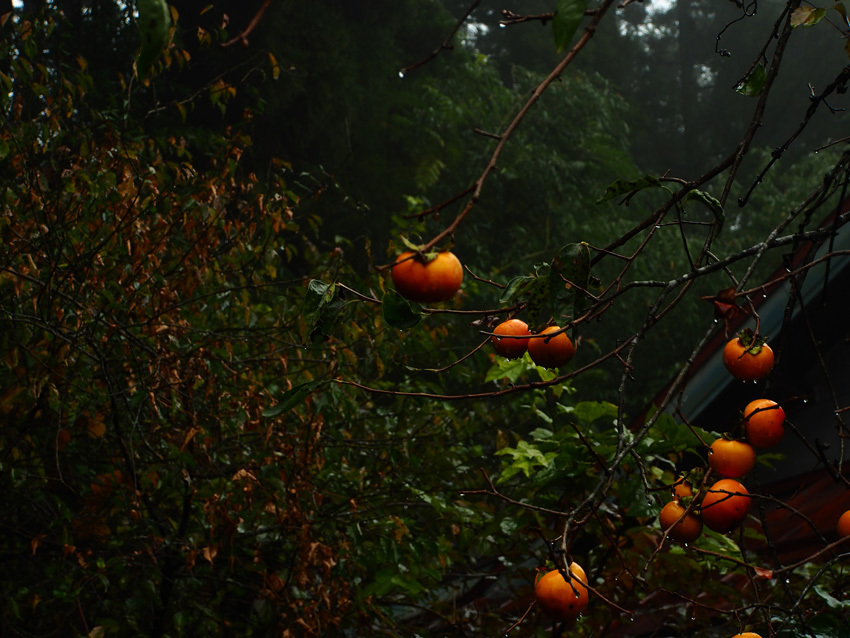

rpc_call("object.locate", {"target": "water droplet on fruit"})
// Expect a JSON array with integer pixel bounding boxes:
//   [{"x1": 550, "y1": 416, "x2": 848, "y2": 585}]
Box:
[{"x1": 398, "y1": 71, "x2": 405, "y2": 79}]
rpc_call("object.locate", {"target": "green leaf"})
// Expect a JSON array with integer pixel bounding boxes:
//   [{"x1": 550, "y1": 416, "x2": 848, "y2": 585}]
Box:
[
  {"x1": 755, "y1": 451, "x2": 786, "y2": 469},
  {"x1": 552, "y1": 0, "x2": 589, "y2": 53},
  {"x1": 499, "y1": 517, "x2": 519, "y2": 535},
  {"x1": 136, "y1": 0, "x2": 172, "y2": 79},
  {"x1": 525, "y1": 274, "x2": 551, "y2": 327},
  {"x1": 684, "y1": 189, "x2": 725, "y2": 237},
  {"x1": 262, "y1": 380, "x2": 326, "y2": 417},
  {"x1": 529, "y1": 427, "x2": 554, "y2": 441},
  {"x1": 496, "y1": 440, "x2": 558, "y2": 481},
  {"x1": 0, "y1": 138, "x2": 9, "y2": 160},
  {"x1": 499, "y1": 275, "x2": 535, "y2": 304},
  {"x1": 381, "y1": 289, "x2": 423, "y2": 330},
  {"x1": 485, "y1": 355, "x2": 530, "y2": 383},
  {"x1": 550, "y1": 242, "x2": 591, "y2": 322},
  {"x1": 596, "y1": 174, "x2": 664, "y2": 205},
  {"x1": 636, "y1": 411, "x2": 719, "y2": 458},
  {"x1": 573, "y1": 400, "x2": 618, "y2": 425},
  {"x1": 303, "y1": 280, "x2": 346, "y2": 342},
  {"x1": 533, "y1": 364, "x2": 558, "y2": 382},
  {"x1": 813, "y1": 585, "x2": 850, "y2": 609},
  {"x1": 735, "y1": 64, "x2": 766, "y2": 96},
  {"x1": 621, "y1": 477, "x2": 655, "y2": 517}
]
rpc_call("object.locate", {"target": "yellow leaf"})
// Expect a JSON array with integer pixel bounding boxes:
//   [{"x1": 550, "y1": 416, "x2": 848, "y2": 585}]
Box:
[
  {"x1": 791, "y1": 6, "x2": 815, "y2": 26},
  {"x1": 268, "y1": 52, "x2": 281, "y2": 80}
]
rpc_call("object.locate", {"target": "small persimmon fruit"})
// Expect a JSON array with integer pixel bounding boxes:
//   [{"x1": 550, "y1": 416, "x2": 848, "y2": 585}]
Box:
[
  {"x1": 837, "y1": 510, "x2": 850, "y2": 538},
  {"x1": 527, "y1": 326, "x2": 576, "y2": 369},
  {"x1": 659, "y1": 500, "x2": 703, "y2": 543},
  {"x1": 743, "y1": 399, "x2": 785, "y2": 448},
  {"x1": 534, "y1": 562, "x2": 589, "y2": 621},
  {"x1": 700, "y1": 479, "x2": 750, "y2": 533},
  {"x1": 391, "y1": 251, "x2": 463, "y2": 303},
  {"x1": 731, "y1": 633, "x2": 763, "y2": 638},
  {"x1": 722, "y1": 334, "x2": 774, "y2": 381},
  {"x1": 708, "y1": 438, "x2": 756, "y2": 478},
  {"x1": 672, "y1": 477, "x2": 693, "y2": 501},
  {"x1": 491, "y1": 319, "x2": 531, "y2": 359}
]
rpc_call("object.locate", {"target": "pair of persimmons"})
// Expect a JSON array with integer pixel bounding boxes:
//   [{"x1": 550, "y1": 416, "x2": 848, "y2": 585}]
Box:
[{"x1": 391, "y1": 250, "x2": 575, "y2": 368}]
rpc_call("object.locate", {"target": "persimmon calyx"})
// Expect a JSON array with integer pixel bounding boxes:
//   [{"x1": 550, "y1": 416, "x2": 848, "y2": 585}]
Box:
[
  {"x1": 398, "y1": 236, "x2": 452, "y2": 263},
  {"x1": 736, "y1": 327, "x2": 768, "y2": 354}
]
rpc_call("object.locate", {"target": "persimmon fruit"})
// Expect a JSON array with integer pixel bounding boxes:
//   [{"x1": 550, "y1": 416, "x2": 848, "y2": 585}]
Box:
[
  {"x1": 659, "y1": 500, "x2": 703, "y2": 543},
  {"x1": 527, "y1": 326, "x2": 576, "y2": 369},
  {"x1": 837, "y1": 510, "x2": 850, "y2": 538},
  {"x1": 708, "y1": 438, "x2": 756, "y2": 478},
  {"x1": 391, "y1": 251, "x2": 463, "y2": 303},
  {"x1": 535, "y1": 562, "x2": 589, "y2": 621},
  {"x1": 491, "y1": 319, "x2": 531, "y2": 359},
  {"x1": 743, "y1": 399, "x2": 785, "y2": 448},
  {"x1": 700, "y1": 478, "x2": 751, "y2": 533},
  {"x1": 722, "y1": 335, "x2": 774, "y2": 381},
  {"x1": 731, "y1": 634, "x2": 763, "y2": 638},
  {"x1": 672, "y1": 477, "x2": 693, "y2": 501}
]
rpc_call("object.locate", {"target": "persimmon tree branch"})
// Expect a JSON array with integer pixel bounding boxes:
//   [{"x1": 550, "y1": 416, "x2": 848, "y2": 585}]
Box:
[
  {"x1": 718, "y1": 0, "x2": 800, "y2": 206},
  {"x1": 462, "y1": 468, "x2": 573, "y2": 517},
  {"x1": 420, "y1": 0, "x2": 619, "y2": 252},
  {"x1": 220, "y1": 0, "x2": 272, "y2": 48},
  {"x1": 397, "y1": 0, "x2": 482, "y2": 77}
]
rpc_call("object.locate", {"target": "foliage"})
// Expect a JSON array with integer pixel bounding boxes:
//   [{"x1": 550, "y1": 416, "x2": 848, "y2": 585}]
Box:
[{"x1": 2, "y1": 1, "x2": 850, "y2": 637}]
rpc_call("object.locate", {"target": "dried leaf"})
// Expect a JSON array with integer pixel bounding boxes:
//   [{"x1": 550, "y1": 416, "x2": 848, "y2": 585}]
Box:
[
  {"x1": 202, "y1": 546, "x2": 218, "y2": 564},
  {"x1": 753, "y1": 565, "x2": 773, "y2": 580}
]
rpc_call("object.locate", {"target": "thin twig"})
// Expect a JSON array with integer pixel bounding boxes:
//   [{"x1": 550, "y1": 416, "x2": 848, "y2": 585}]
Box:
[
  {"x1": 398, "y1": 0, "x2": 481, "y2": 76},
  {"x1": 420, "y1": 0, "x2": 618, "y2": 252},
  {"x1": 220, "y1": 0, "x2": 272, "y2": 48}
]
